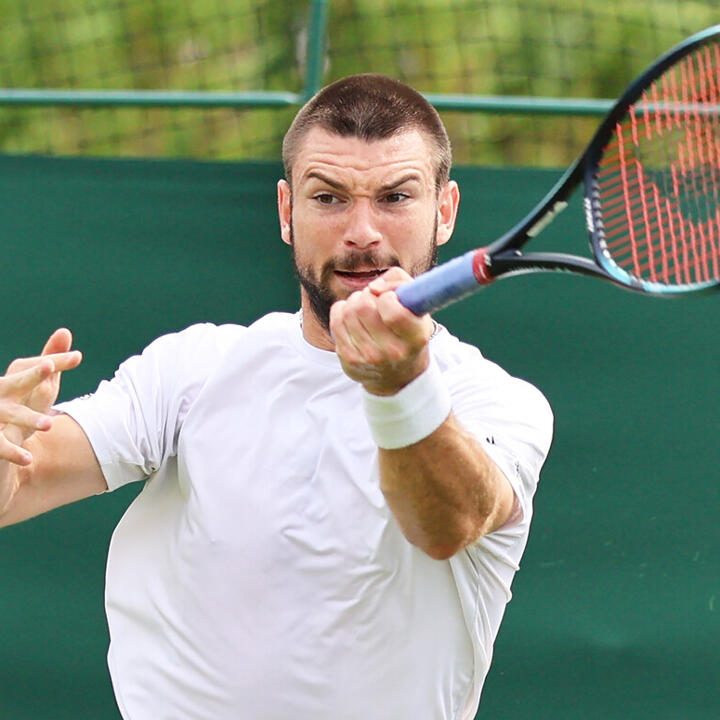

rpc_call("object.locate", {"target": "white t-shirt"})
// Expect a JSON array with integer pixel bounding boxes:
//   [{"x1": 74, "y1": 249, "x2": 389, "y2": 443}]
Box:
[{"x1": 57, "y1": 312, "x2": 553, "y2": 720}]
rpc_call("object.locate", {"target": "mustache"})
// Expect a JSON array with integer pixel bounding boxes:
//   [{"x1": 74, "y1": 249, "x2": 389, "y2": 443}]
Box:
[{"x1": 320, "y1": 251, "x2": 401, "y2": 279}]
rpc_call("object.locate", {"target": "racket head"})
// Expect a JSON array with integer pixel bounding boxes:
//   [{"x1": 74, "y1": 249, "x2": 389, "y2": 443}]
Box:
[{"x1": 584, "y1": 25, "x2": 720, "y2": 295}]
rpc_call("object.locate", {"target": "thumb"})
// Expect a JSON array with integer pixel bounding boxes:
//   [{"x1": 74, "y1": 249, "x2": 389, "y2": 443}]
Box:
[{"x1": 368, "y1": 267, "x2": 413, "y2": 294}]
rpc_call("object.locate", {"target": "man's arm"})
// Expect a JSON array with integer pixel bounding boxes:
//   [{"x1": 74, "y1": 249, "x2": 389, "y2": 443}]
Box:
[
  {"x1": 330, "y1": 270, "x2": 515, "y2": 560},
  {"x1": 376, "y1": 413, "x2": 514, "y2": 560},
  {"x1": 0, "y1": 329, "x2": 107, "y2": 528}
]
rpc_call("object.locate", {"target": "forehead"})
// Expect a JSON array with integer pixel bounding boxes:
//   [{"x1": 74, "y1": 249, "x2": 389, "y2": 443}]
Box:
[{"x1": 292, "y1": 126, "x2": 436, "y2": 186}]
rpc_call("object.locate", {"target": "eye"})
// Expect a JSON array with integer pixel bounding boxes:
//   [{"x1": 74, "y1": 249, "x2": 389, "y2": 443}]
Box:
[
  {"x1": 314, "y1": 193, "x2": 339, "y2": 205},
  {"x1": 384, "y1": 192, "x2": 410, "y2": 204}
]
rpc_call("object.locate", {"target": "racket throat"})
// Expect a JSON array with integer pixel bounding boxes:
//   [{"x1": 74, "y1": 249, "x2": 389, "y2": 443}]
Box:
[{"x1": 491, "y1": 250, "x2": 620, "y2": 282}]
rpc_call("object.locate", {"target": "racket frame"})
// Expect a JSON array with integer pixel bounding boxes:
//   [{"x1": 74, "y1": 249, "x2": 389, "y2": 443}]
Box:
[
  {"x1": 396, "y1": 25, "x2": 720, "y2": 315},
  {"x1": 485, "y1": 23, "x2": 720, "y2": 294}
]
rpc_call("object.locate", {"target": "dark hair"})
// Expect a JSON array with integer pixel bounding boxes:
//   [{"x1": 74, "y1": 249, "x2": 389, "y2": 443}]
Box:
[{"x1": 282, "y1": 74, "x2": 452, "y2": 190}]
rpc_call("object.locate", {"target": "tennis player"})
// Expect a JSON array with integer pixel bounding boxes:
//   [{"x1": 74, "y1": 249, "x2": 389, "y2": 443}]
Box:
[{"x1": 0, "y1": 74, "x2": 552, "y2": 719}]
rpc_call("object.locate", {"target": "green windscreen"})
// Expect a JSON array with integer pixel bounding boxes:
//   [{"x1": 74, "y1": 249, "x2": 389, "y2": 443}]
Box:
[{"x1": 0, "y1": 155, "x2": 717, "y2": 719}]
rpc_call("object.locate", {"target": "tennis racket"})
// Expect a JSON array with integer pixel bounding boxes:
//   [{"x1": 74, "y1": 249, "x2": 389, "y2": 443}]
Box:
[{"x1": 396, "y1": 24, "x2": 720, "y2": 315}]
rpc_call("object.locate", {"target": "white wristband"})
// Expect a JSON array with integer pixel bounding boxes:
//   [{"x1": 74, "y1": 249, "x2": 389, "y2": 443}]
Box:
[{"x1": 362, "y1": 357, "x2": 452, "y2": 450}]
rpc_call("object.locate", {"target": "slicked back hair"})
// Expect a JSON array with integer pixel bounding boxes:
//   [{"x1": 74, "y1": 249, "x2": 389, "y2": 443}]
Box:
[{"x1": 282, "y1": 74, "x2": 452, "y2": 191}]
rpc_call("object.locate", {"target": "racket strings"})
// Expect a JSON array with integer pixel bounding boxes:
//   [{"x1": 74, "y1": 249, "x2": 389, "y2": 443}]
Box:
[{"x1": 595, "y1": 39, "x2": 720, "y2": 287}]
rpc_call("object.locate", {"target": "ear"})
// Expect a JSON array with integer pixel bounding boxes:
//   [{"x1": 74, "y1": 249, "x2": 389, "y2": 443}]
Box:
[
  {"x1": 435, "y1": 180, "x2": 460, "y2": 247},
  {"x1": 277, "y1": 179, "x2": 292, "y2": 245}
]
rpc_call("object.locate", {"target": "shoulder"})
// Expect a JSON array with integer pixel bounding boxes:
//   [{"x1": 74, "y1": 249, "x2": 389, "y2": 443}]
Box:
[
  {"x1": 156, "y1": 312, "x2": 299, "y2": 349},
  {"x1": 136, "y1": 313, "x2": 303, "y2": 381},
  {"x1": 430, "y1": 325, "x2": 553, "y2": 438},
  {"x1": 101, "y1": 322, "x2": 249, "y2": 391},
  {"x1": 245, "y1": 311, "x2": 301, "y2": 339},
  {"x1": 146, "y1": 321, "x2": 247, "y2": 354},
  {"x1": 121, "y1": 322, "x2": 243, "y2": 376}
]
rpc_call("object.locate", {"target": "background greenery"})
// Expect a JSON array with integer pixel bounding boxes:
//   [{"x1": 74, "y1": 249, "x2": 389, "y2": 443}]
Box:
[{"x1": 0, "y1": 0, "x2": 718, "y2": 166}]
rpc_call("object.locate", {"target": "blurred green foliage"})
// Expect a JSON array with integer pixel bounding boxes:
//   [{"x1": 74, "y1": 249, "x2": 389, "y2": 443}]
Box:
[{"x1": 0, "y1": 0, "x2": 716, "y2": 166}]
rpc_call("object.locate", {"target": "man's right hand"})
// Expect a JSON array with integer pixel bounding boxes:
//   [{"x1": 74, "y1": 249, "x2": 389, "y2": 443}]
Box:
[{"x1": 0, "y1": 328, "x2": 82, "y2": 466}]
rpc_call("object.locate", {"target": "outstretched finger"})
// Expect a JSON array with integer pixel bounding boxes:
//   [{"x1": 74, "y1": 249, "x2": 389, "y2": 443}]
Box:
[
  {"x1": 1, "y1": 360, "x2": 56, "y2": 399},
  {"x1": 0, "y1": 401, "x2": 53, "y2": 431},
  {"x1": 0, "y1": 432, "x2": 33, "y2": 466},
  {"x1": 41, "y1": 328, "x2": 73, "y2": 357},
  {"x1": 7, "y1": 351, "x2": 83, "y2": 375}
]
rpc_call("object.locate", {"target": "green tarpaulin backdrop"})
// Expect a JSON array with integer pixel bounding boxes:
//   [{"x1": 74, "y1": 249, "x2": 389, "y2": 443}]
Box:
[{"x1": 0, "y1": 155, "x2": 717, "y2": 719}]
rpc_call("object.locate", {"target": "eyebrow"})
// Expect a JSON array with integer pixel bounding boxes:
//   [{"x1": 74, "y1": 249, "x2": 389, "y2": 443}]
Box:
[
  {"x1": 304, "y1": 171, "x2": 423, "y2": 193},
  {"x1": 305, "y1": 171, "x2": 345, "y2": 190},
  {"x1": 379, "y1": 174, "x2": 423, "y2": 192}
]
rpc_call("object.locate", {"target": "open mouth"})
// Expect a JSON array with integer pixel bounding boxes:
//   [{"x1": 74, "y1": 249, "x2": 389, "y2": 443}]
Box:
[
  {"x1": 334, "y1": 268, "x2": 389, "y2": 289},
  {"x1": 335, "y1": 268, "x2": 388, "y2": 279}
]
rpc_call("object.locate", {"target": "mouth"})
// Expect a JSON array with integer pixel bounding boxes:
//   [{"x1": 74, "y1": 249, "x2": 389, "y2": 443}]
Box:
[{"x1": 333, "y1": 268, "x2": 389, "y2": 290}]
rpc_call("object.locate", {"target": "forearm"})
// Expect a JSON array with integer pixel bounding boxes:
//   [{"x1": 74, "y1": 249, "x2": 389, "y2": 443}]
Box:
[
  {"x1": 378, "y1": 413, "x2": 513, "y2": 559},
  {"x1": 0, "y1": 331, "x2": 105, "y2": 527},
  {"x1": 0, "y1": 416, "x2": 107, "y2": 528}
]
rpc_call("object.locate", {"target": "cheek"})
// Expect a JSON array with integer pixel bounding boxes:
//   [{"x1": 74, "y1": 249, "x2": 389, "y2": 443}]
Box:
[
  {"x1": 290, "y1": 214, "x2": 337, "y2": 265},
  {"x1": 387, "y1": 209, "x2": 437, "y2": 247}
]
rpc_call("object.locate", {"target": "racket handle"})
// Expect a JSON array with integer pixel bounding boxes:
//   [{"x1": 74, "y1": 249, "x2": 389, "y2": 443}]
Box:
[{"x1": 395, "y1": 250, "x2": 486, "y2": 316}]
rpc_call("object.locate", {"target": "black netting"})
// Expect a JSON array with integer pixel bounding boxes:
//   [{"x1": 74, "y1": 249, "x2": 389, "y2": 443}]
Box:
[{"x1": 0, "y1": 0, "x2": 716, "y2": 166}]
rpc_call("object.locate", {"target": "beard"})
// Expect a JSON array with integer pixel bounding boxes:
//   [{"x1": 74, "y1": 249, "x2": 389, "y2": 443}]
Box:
[{"x1": 290, "y1": 217, "x2": 439, "y2": 332}]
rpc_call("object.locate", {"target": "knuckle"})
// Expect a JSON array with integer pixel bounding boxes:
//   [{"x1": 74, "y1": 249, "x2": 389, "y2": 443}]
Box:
[
  {"x1": 329, "y1": 310, "x2": 344, "y2": 334},
  {"x1": 377, "y1": 288, "x2": 401, "y2": 309},
  {"x1": 13, "y1": 406, "x2": 34, "y2": 424},
  {"x1": 345, "y1": 291, "x2": 369, "y2": 313},
  {"x1": 339, "y1": 347, "x2": 362, "y2": 368},
  {"x1": 7, "y1": 357, "x2": 31, "y2": 374},
  {"x1": 329, "y1": 299, "x2": 347, "y2": 320},
  {"x1": 356, "y1": 303, "x2": 379, "y2": 325},
  {"x1": 378, "y1": 302, "x2": 409, "y2": 332},
  {"x1": 364, "y1": 348, "x2": 384, "y2": 365},
  {"x1": 380, "y1": 299, "x2": 404, "y2": 325},
  {"x1": 330, "y1": 298, "x2": 346, "y2": 314},
  {"x1": 328, "y1": 313, "x2": 340, "y2": 335},
  {"x1": 385, "y1": 343, "x2": 408, "y2": 363},
  {"x1": 357, "y1": 287, "x2": 374, "y2": 303}
]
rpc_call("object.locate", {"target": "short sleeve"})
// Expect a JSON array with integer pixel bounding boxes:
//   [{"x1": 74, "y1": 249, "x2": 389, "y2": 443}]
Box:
[
  {"x1": 441, "y1": 351, "x2": 554, "y2": 528},
  {"x1": 55, "y1": 323, "x2": 242, "y2": 491}
]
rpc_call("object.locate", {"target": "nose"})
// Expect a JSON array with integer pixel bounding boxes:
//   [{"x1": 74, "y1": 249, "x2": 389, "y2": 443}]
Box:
[{"x1": 342, "y1": 199, "x2": 383, "y2": 249}]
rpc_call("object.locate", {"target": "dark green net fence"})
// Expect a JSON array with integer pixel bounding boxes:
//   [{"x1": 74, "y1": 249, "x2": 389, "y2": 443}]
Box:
[{"x1": 0, "y1": 0, "x2": 717, "y2": 166}]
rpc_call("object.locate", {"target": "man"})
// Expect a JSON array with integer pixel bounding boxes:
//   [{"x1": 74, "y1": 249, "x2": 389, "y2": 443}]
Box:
[{"x1": 0, "y1": 75, "x2": 552, "y2": 719}]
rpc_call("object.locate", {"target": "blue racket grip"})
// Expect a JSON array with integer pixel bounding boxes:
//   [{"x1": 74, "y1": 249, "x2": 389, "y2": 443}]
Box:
[{"x1": 395, "y1": 250, "x2": 485, "y2": 316}]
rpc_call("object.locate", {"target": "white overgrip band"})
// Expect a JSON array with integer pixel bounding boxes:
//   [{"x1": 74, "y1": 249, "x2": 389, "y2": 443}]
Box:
[{"x1": 362, "y1": 357, "x2": 452, "y2": 450}]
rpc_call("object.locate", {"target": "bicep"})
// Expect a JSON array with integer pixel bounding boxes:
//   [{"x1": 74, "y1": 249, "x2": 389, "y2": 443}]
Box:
[
  {"x1": 481, "y1": 452, "x2": 519, "y2": 535},
  {"x1": 449, "y1": 416, "x2": 517, "y2": 537},
  {"x1": 448, "y1": 367, "x2": 554, "y2": 531},
  {"x1": 0, "y1": 414, "x2": 107, "y2": 526}
]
